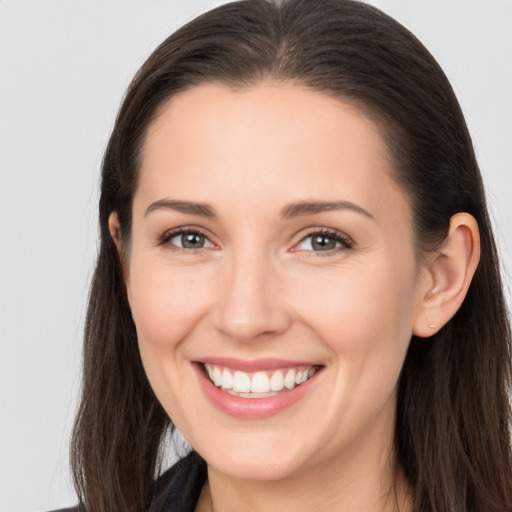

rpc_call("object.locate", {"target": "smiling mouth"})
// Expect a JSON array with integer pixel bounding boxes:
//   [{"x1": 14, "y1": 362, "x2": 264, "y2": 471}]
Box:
[{"x1": 201, "y1": 363, "x2": 321, "y2": 398}]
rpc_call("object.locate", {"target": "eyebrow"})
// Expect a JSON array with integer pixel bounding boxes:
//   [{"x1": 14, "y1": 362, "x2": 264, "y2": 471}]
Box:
[
  {"x1": 145, "y1": 199, "x2": 216, "y2": 218},
  {"x1": 280, "y1": 200, "x2": 374, "y2": 220},
  {"x1": 144, "y1": 198, "x2": 374, "y2": 220}
]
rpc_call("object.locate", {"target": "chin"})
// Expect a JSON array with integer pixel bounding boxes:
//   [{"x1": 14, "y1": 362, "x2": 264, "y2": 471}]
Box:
[{"x1": 193, "y1": 429, "x2": 318, "y2": 481}]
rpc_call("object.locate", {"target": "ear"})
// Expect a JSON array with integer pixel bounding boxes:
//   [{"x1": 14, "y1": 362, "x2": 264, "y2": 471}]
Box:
[
  {"x1": 108, "y1": 211, "x2": 123, "y2": 254},
  {"x1": 108, "y1": 211, "x2": 132, "y2": 301},
  {"x1": 413, "y1": 212, "x2": 480, "y2": 338}
]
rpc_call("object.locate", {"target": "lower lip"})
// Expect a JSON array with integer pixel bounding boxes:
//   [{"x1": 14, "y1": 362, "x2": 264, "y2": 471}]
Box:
[{"x1": 194, "y1": 363, "x2": 322, "y2": 420}]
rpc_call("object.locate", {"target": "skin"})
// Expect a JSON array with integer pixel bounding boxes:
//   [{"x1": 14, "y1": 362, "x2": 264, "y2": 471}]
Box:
[{"x1": 110, "y1": 82, "x2": 480, "y2": 512}]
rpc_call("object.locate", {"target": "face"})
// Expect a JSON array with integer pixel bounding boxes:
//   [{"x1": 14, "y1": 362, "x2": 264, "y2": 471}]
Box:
[{"x1": 119, "y1": 83, "x2": 429, "y2": 481}]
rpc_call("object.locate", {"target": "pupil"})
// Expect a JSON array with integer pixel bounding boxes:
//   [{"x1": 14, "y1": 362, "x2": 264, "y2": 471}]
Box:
[
  {"x1": 312, "y1": 235, "x2": 335, "y2": 251},
  {"x1": 182, "y1": 233, "x2": 204, "y2": 248}
]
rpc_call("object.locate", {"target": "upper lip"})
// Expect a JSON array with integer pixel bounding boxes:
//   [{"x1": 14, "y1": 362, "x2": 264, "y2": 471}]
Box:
[{"x1": 196, "y1": 357, "x2": 322, "y2": 372}]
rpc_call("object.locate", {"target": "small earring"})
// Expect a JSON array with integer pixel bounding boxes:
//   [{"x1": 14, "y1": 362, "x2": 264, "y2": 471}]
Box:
[
  {"x1": 431, "y1": 286, "x2": 439, "y2": 295},
  {"x1": 429, "y1": 323, "x2": 436, "y2": 329}
]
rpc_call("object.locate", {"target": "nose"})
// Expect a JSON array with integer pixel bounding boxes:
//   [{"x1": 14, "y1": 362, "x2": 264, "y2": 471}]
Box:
[{"x1": 212, "y1": 249, "x2": 292, "y2": 343}]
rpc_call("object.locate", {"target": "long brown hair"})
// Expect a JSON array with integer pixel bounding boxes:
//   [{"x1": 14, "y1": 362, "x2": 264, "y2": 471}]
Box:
[{"x1": 71, "y1": 1, "x2": 512, "y2": 510}]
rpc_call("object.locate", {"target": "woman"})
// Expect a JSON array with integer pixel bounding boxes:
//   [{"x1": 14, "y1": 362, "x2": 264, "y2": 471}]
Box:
[{"x1": 65, "y1": 0, "x2": 512, "y2": 511}]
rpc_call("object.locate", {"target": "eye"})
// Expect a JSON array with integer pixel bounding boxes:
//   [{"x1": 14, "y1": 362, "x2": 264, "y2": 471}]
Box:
[
  {"x1": 293, "y1": 229, "x2": 353, "y2": 254},
  {"x1": 160, "y1": 228, "x2": 215, "y2": 251}
]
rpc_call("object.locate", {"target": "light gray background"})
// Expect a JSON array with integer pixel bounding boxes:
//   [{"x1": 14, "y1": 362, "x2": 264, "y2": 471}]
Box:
[{"x1": 0, "y1": 1, "x2": 510, "y2": 511}]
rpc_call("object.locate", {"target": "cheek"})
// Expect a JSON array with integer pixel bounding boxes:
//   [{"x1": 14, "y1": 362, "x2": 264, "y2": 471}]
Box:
[
  {"x1": 290, "y1": 256, "x2": 418, "y2": 379},
  {"x1": 302, "y1": 265, "x2": 413, "y2": 330},
  {"x1": 127, "y1": 261, "x2": 218, "y2": 427},
  {"x1": 128, "y1": 260, "x2": 215, "y2": 355},
  {"x1": 293, "y1": 260, "x2": 418, "y2": 439}
]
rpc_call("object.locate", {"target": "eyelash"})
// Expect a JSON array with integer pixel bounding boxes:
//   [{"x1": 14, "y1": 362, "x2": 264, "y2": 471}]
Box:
[
  {"x1": 292, "y1": 228, "x2": 354, "y2": 256},
  {"x1": 158, "y1": 226, "x2": 354, "y2": 255},
  {"x1": 158, "y1": 227, "x2": 214, "y2": 253}
]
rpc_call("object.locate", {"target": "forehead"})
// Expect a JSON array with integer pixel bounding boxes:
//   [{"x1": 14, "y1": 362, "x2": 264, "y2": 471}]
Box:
[{"x1": 136, "y1": 82, "x2": 409, "y2": 227}]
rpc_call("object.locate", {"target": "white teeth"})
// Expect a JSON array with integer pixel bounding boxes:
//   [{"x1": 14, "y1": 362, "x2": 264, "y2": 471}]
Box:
[
  {"x1": 295, "y1": 370, "x2": 303, "y2": 385},
  {"x1": 204, "y1": 363, "x2": 318, "y2": 395},
  {"x1": 284, "y1": 369, "x2": 296, "y2": 389},
  {"x1": 227, "y1": 390, "x2": 279, "y2": 398},
  {"x1": 213, "y1": 366, "x2": 222, "y2": 387},
  {"x1": 251, "y1": 371, "x2": 270, "y2": 393},
  {"x1": 233, "y1": 371, "x2": 251, "y2": 393},
  {"x1": 221, "y1": 368, "x2": 233, "y2": 389},
  {"x1": 269, "y1": 371, "x2": 285, "y2": 391}
]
